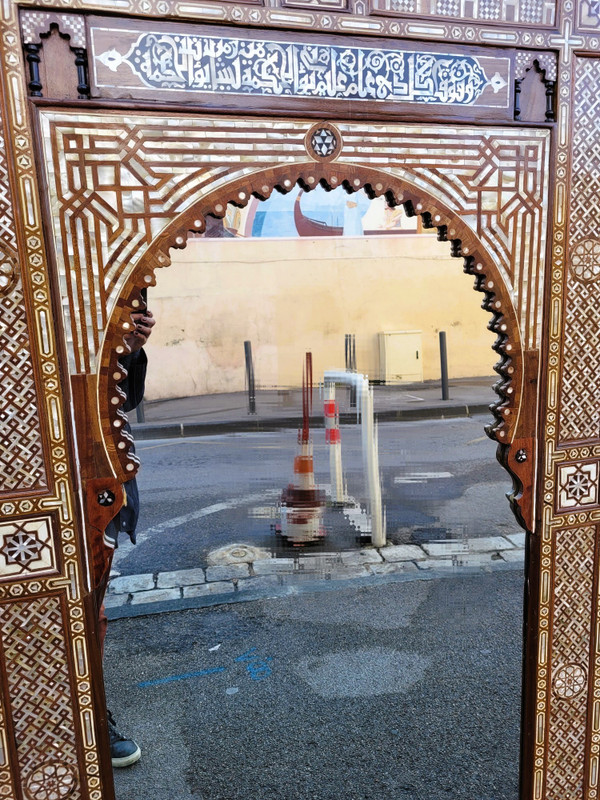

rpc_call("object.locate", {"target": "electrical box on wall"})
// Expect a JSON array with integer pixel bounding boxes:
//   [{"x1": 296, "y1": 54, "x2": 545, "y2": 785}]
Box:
[{"x1": 378, "y1": 331, "x2": 423, "y2": 384}]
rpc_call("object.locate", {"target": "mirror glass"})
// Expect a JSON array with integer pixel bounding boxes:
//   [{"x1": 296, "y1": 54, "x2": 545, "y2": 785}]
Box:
[{"x1": 105, "y1": 186, "x2": 524, "y2": 800}]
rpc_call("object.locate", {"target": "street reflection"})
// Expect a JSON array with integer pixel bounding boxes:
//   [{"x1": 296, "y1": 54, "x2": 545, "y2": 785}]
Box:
[{"x1": 106, "y1": 192, "x2": 523, "y2": 800}]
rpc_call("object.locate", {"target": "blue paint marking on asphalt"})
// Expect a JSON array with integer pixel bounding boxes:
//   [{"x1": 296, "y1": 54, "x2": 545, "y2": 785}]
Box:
[
  {"x1": 247, "y1": 659, "x2": 272, "y2": 681},
  {"x1": 235, "y1": 648, "x2": 273, "y2": 681},
  {"x1": 138, "y1": 666, "x2": 226, "y2": 688},
  {"x1": 234, "y1": 648, "x2": 258, "y2": 662},
  {"x1": 139, "y1": 647, "x2": 274, "y2": 688}
]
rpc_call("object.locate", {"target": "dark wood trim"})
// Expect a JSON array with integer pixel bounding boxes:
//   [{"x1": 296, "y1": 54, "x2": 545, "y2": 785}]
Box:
[
  {"x1": 18, "y1": 12, "x2": 563, "y2": 795},
  {"x1": 72, "y1": 46, "x2": 90, "y2": 99},
  {"x1": 26, "y1": 6, "x2": 567, "y2": 46},
  {"x1": 29, "y1": 95, "x2": 556, "y2": 129},
  {"x1": 85, "y1": 13, "x2": 519, "y2": 54},
  {"x1": 24, "y1": 42, "x2": 43, "y2": 96}
]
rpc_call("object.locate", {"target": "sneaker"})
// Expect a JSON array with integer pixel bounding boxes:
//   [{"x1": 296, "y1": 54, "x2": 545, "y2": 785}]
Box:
[{"x1": 107, "y1": 710, "x2": 141, "y2": 768}]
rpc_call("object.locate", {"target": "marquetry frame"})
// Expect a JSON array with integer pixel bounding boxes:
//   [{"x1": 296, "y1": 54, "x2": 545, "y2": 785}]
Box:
[
  {"x1": 1, "y1": 1, "x2": 600, "y2": 800},
  {"x1": 34, "y1": 109, "x2": 549, "y2": 521}
]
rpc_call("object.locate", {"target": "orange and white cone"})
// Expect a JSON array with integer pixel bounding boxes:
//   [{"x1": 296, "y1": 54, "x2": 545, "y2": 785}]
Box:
[
  {"x1": 278, "y1": 353, "x2": 325, "y2": 545},
  {"x1": 280, "y1": 441, "x2": 324, "y2": 545}
]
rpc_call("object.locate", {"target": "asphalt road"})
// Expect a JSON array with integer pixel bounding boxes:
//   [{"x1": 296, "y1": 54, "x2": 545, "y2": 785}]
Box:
[
  {"x1": 113, "y1": 414, "x2": 520, "y2": 577},
  {"x1": 107, "y1": 569, "x2": 524, "y2": 800}
]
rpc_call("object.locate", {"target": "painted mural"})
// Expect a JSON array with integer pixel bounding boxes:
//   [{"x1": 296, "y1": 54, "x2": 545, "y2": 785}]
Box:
[{"x1": 203, "y1": 185, "x2": 424, "y2": 238}]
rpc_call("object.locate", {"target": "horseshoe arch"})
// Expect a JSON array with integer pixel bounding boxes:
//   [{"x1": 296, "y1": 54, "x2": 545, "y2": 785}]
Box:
[{"x1": 97, "y1": 158, "x2": 538, "y2": 534}]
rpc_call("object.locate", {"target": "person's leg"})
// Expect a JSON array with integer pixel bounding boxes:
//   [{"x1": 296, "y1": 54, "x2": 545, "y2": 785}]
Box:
[
  {"x1": 95, "y1": 558, "x2": 111, "y2": 660},
  {"x1": 95, "y1": 537, "x2": 141, "y2": 768},
  {"x1": 98, "y1": 601, "x2": 108, "y2": 660}
]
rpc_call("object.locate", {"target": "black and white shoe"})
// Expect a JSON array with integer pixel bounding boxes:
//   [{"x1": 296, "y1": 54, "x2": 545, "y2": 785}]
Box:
[{"x1": 107, "y1": 710, "x2": 142, "y2": 768}]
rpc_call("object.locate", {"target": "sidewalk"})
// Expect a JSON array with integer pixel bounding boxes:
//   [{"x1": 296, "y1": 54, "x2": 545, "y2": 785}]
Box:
[
  {"x1": 105, "y1": 531, "x2": 525, "y2": 620},
  {"x1": 129, "y1": 376, "x2": 498, "y2": 440}
]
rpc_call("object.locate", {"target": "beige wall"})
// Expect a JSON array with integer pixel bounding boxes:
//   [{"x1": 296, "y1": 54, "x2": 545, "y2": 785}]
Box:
[{"x1": 144, "y1": 235, "x2": 497, "y2": 400}]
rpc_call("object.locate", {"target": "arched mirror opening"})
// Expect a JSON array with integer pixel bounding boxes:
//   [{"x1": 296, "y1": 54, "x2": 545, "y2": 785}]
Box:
[{"x1": 103, "y1": 182, "x2": 525, "y2": 800}]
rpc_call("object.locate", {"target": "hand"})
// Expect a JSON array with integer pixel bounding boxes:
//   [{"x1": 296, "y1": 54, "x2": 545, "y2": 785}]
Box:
[{"x1": 124, "y1": 309, "x2": 155, "y2": 353}]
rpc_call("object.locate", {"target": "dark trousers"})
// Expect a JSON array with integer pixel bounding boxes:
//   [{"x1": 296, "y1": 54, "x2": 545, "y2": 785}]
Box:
[{"x1": 95, "y1": 549, "x2": 114, "y2": 660}]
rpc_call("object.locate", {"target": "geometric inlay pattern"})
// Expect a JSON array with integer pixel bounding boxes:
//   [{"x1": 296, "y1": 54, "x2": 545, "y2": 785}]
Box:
[
  {"x1": 310, "y1": 128, "x2": 338, "y2": 158},
  {"x1": 306, "y1": 123, "x2": 343, "y2": 163},
  {"x1": 579, "y1": 0, "x2": 600, "y2": 29},
  {"x1": 20, "y1": 11, "x2": 86, "y2": 47},
  {"x1": 0, "y1": 129, "x2": 15, "y2": 254},
  {"x1": 0, "y1": 104, "x2": 47, "y2": 495},
  {"x1": 553, "y1": 664, "x2": 588, "y2": 699},
  {"x1": 0, "y1": 0, "x2": 595, "y2": 798},
  {"x1": 571, "y1": 237, "x2": 600, "y2": 283},
  {"x1": 559, "y1": 278, "x2": 600, "y2": 442},
  {"x1": 514, "y1": 49, "x2": 557, "y2": 83},
  {"x1": 546, "y1": 527, "x2": 596, "y2": 798},
  {"x1": 557, "y1": 461, "x2": 599, "y2": 510},
  {"x1": 96, "y1": 489, "x2": 115, "y2": 507},
  {"x1": 39, "y1": 112, "x2": 550, "y2": 374},
  {"x1": 560, "y1": 58, "x2": 600, "y2": 443},
  {"x1": 371, "y1": 0, "x2": 557, "y2": 24},
  {"x1": 24, "y1": 761, "x2": 78, "y2": 799},
  {"x1": 1, "y1": 531, "x2": 43, "y2": 565},
  {"x1": 0, "y1": 595, "x2": 81, "y2": 798},
  {"x1": 0, "y1": 277, "x2": 48, "y2": 493},
  {"x1": 0, "y1": 517, "x2": 57, "y2": 579},
  {"x1": 0, "y1": 245, "x2": 18, "y2": 295}
]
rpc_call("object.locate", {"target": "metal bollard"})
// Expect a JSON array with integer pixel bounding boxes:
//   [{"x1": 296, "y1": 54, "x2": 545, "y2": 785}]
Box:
[
  {"x1": 345, "y1": 333, "x2": 357, "y2": 408},
  {"x1": 244, "y1": 340, "x2": 256, "y2": 415},
  {"x1": 439, "y1": 331, "x2": 449, "y2": 401},
  {"x1": 135, "y1": 399, "x2": 145, "y2": 423}
]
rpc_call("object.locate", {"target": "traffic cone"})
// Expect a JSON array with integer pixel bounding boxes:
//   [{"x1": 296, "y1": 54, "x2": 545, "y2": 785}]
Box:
[{"x1": 278, "y1": 353, "x2": 325, "y2": 546}]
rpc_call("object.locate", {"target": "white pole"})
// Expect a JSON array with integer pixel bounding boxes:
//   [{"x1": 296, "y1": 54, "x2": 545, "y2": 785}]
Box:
[
  {"x1": 324, "y1": 370, "x2": 385, "y2": 546},
  {"x1": 360, "y1": 381, "x2": 385, "y2": 547}
]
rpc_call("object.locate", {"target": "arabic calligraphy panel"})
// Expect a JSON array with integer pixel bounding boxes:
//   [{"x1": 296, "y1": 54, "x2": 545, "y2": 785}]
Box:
[{"x1": 88, "y1": 19, "x2": 512, "y2": 117}]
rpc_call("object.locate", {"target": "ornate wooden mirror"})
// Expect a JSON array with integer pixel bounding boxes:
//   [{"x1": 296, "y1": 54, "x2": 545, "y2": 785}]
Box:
[{"x1": 1, "y1": 1, "x2": 599, "y2": 798}]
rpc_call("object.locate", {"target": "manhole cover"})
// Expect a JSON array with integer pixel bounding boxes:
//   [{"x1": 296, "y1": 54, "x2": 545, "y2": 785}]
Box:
[{"x1": 206, "y1": 544, "x2": 271, "y2": 565}]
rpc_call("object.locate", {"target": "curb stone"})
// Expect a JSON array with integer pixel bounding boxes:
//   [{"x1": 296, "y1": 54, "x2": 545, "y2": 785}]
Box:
[
  {"x1": 106, "y1": 535, "x2": 526, "y2": 618},
  {"x1": 131, "y1": 403, "x2": 493, "y2": 441}
]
